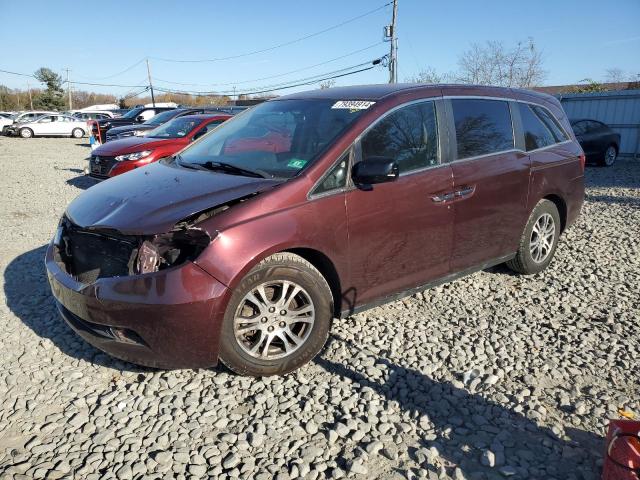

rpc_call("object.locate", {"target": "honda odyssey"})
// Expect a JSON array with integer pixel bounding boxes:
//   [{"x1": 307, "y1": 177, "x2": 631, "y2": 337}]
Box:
[{"x1": 46, "y1": 84, "x2": 584, "y2": 376}]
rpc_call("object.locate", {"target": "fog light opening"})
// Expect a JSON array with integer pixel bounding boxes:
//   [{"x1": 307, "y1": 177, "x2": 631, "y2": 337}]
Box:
[{"x1": 109, "y1": 327, "x2": 145, "y2": 346}]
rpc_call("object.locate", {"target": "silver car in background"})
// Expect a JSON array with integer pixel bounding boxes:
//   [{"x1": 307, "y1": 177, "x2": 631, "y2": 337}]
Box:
[
  {"x1": 1, "y1": 110, "x2": 58, "y2": 135},
  {"x1": 10, "y1": 114, "x2": 88, "y2": 138}
]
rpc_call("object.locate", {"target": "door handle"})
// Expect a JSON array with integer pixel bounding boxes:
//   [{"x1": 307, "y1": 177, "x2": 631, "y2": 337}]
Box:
[
  {"x1": 431, "y1": 192, "x2": 454, "y2": 203},
  {"x1": 454, "y1": 186, "x2": 475, "y2": 198}
]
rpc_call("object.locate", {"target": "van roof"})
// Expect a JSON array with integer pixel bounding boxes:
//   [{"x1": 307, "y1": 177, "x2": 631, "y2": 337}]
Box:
[{"x1": 278, "y1": 83, "x2": 557, "y2": 104}]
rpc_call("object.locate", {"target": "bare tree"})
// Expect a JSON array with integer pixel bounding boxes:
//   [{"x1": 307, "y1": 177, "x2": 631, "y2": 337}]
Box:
[
  {"x1": 406, "y1": 38, "x2": 545, "y2": 88},
  {"x1": 457, "y1": 38, "x2": 545, "y2": 87},
  {"x1": 605, "y1": 68, "x2": 628, "y2": 83},
  {"x1": 404, "y1": 66, "x2": 455, "y2": 84},
  {"x1": 319, "y1": 79, "x2": 336, "y2": 90}
]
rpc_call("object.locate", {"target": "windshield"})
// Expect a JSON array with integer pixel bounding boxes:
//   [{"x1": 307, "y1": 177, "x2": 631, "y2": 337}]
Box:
[
  {"x1": 147, "y1": 117, "x2": 200, "y2": 138},
  {"x1": 122, "y1": 108, "x2": 144, "y2": 119},
  {"x1": 178, "y1": 99, "x2": 367, "y2": 179},
  {"x1": 144, "y1": 109, "x2": 179, "y2": 126}
]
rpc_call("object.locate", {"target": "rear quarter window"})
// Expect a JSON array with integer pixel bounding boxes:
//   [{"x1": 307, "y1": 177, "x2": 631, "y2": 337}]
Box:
[
  {"x1": 519, "y1": 104, "x2": 569, "y2": 151},
  {"x1": 531, "y1": 105, "x2": 568, "y2": 142},
  {"x1": 451, "y1": 99, "x2": 514, "y2": 159}
]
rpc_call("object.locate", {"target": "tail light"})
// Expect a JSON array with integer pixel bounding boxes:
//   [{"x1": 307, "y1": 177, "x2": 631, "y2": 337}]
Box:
[{"x1": 579, "y1": 153, "x2": 585, "y2": 171}]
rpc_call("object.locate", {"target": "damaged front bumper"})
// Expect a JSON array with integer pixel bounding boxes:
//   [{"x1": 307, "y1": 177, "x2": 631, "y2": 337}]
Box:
[{"x1": 45, "y1": 238, "x2": 230, "y2": 369}]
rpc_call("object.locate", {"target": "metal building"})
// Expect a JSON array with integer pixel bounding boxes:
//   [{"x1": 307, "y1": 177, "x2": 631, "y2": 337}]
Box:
[{"x1": 558, "y1": 89, "x2": 640, "y2": 159}]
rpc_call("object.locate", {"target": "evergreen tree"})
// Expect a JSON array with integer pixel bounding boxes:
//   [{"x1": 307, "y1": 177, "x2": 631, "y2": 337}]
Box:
[{"x1": 33, "y1": 68, "x2": 66, "y2": 110}]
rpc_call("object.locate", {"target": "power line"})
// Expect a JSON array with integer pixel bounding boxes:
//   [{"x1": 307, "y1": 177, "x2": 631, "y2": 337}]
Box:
[
  {"x1": 0, "y1": 69, "x2": 148, "y2": 88},
  {"x1": 73, "y1": 58, "x2": 147, "y2": 81},
  {"x1": 63, "y1": 79, "x2": 148, "y2": 88},
  {"x1": 0, "y1": 68, "x2": 36, "y2": 78},
  {"x1": 155, "y1": 56, "x2": 386, "y2": 97},
  {"x1": 120, "y1": 87, "x2": 149, "y2": 101},
  {"x1": 150, "y1": 2, "x2": 392, "y2": 64},
  {"x1": 153, "y1": 42, "x2": 385, "y2": 88}
]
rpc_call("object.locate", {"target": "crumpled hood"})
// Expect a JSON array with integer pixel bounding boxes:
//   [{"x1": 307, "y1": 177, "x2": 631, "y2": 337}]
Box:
[{"x1": 66, "y1": 161, "x2": 283, "y2": 235}]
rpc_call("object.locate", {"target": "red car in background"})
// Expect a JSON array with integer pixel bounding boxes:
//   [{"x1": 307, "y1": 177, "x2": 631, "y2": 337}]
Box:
[{"x1": 89, "y1": 114, "x2": 231, "y2": 178}]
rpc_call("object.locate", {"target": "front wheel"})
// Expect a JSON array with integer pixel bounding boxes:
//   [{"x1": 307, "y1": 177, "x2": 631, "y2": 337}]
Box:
[
  {"x1": 599, "y1": 145, "x2": 617, "y2": 167},
  {"x1": 219, "y1": 253, "x2": 333, "y2": 376},
  {"x1": 72, "y1": 128, "x2": 85, "y2": 138},
  {"x1": 506, "y1": 199, "x2": 561, "y2": 275},
  {"x1": 19, "y1": 128, "x2": 33, "y2": 138}
]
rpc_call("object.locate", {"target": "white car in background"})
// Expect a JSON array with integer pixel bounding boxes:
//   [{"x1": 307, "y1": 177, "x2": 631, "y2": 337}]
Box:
[
  {"x1": 14, "y1": 114, "x2": 88, "y2": 138},
  {"x1": 1, "y1": 110, "x2": 58, "y2": 134}
]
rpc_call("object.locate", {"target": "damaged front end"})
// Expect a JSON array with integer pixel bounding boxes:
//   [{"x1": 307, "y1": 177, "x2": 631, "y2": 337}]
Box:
[{"x1": 54, "y1": 216, "x2": 212, "y2": 283}]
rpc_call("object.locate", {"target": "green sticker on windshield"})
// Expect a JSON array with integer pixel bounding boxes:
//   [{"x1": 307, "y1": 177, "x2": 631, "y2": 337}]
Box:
[{"x1": 287, "y1": 159, "x2": 307, "y2": 169}]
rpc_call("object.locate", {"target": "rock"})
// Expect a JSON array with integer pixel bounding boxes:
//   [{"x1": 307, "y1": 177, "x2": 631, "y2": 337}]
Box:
[
  {"x1": 481, "y1": 449, "x2": 496, "y2": 467},
  {"x1": 348, "y1": 459, "x2": 368, "y2": 475},
  {"x1": 223, "y1": 453, "x2": 240, "y2": 470}
]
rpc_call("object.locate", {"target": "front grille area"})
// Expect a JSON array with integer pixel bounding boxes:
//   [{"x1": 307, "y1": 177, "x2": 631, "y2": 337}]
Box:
[
  {"x1": 89, "y1": 155, "x2": 117, "y2": 178},
  {"x1": 57, "y1": 220, "x2": 138, "y2": 284}
]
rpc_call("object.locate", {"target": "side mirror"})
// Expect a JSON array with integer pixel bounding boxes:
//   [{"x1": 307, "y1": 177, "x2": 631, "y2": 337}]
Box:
[
  {"x1": 352, "y1": 156, "x2": 399, "y2": 188},
  {"x1": 136, "y1": 115, "x2": 145, "y2": 122}
]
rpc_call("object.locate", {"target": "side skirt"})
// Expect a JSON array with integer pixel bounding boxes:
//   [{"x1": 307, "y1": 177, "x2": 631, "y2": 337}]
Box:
[{"x1": 339, "y1": 253, "x2": 516, "y2": 318}]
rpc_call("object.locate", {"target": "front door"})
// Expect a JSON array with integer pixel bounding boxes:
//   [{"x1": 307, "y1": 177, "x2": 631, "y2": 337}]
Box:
[
  {"x1": 345, "y1": 99, "x2": 454, "y2": 308},
  {"x1": 447, "y1": 98, "x2": 530, "y2": 271},
  {"x1": 35, "y1": 115, "x2": 57, "y2": 135}
]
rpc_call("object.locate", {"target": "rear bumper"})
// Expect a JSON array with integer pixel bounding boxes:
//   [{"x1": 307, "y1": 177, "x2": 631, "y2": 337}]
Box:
[
  {"x1": 45, "y1": 241, "x2": 230, "y2": 369},
  {"x1": 566, "y1": 175, "x2": 585, "y2": 229}
]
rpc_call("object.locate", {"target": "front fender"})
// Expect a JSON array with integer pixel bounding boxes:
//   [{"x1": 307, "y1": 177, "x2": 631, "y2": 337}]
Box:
[{"x1": 194, "y1": 195, "x2": 349, "y2": 293}]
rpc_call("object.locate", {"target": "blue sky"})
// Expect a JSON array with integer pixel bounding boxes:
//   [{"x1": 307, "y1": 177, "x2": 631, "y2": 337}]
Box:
[{"x1": 1, "y1": 0, "x2": 639, "y2": 97}]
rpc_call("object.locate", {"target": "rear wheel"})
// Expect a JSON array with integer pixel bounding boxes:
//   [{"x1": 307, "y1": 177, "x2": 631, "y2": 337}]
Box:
[
  {"x1": 72, "y1": 128, "x2": 85, "y2": 138},
  {"x1": 599, "y1": 145, "x2": 617, "y2": 167},
  {"x1": 507, "y1": 200, "x2": 561, "y2": 275},
  {"x1": 219, "y1": 253, "x2": 333, "y2": 376},
  {"x1": 19, "y1": 128, "x2": 33, "y2": 138}
]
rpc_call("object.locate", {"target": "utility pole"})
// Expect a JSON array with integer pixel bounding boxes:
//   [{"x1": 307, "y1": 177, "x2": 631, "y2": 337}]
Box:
[
  {"x1": 146, "y1": 59, "x2": 156, "y2": 107},
  {"x1": 64, "y1": 68, "x2": 73, "y2": 109},
  {"x1": 389, "y1": 0, "x2": 398, "y2": 83},
  {"x1": 26, "y1": 81, "x2": 33, "y2": 109}
]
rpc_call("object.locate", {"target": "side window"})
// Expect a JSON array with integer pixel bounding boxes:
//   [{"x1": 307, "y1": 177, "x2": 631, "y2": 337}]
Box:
[
  {"x1": 572, "y1": 121, "x2": 586, "y2": 136},
  {"x1": 312, "y1": 153, "x2": 349, "y2": 195},
  {"x1": 587, "y1": 121, "x2": 604, "y2": 133},
  {"x1": 193, "y1": 121, "x2": 223, "y2": 140},
  {"x1": 531, "y1": 105, "x2": 568, "y2": 142},
  {"x1": 518, "y1": 103, "x2": 555, "y2": 151},
  {"x1": 360, "y1": 101, "x2": 438, "y2": 173},
  {"x1": 39, "y1": 116, "x2": 54, "y2": 123},
  {"x1": 452, "y1": 99, "x2": 514, "y2": 159}
]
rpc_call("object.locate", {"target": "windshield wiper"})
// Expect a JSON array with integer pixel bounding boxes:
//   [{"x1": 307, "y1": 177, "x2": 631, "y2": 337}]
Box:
[{"x1": 201, "y1": 161, "x2": 270, "y2": 179}]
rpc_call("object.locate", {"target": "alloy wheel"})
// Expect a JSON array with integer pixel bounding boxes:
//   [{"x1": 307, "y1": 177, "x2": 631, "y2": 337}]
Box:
[
  {"x1": 233, "y1": 280, "x2": 315, "y2": 360},
  {"x1": 604, "y1": 146, "x2": 617, "y2": 166},
  {"x1": 530, "y1": 213, "x2": 555, "y2": 263}
]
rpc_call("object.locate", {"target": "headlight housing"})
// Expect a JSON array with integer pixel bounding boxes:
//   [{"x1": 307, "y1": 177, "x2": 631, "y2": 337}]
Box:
[
  {"x1": 115, "y1": 150, "x2": 153, "y2": 162},
  {"x1": 135, "y1": 228, "x2": 211, "y2": 274}
]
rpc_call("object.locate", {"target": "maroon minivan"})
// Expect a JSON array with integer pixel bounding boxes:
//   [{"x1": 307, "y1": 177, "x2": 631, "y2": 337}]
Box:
[{"x1": 46, "y1": 84, "x2": 584, "y2": 376}]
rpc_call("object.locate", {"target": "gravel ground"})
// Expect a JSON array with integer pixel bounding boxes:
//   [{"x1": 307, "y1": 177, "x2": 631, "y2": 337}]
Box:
[{"x1": 0, "y1": 136, "x2": 638, "y2": 480}]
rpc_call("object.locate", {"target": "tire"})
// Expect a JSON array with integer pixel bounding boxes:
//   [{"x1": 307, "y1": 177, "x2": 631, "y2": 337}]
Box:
[
  {"x1": 72, "y1": 128, "x2": 85, "y2": 139},
  {"x1": 599, "y1": 144, "x2": 617, "y2": 167},
  {"x1": 219, "y1": 253, "x2": 333, "y2": 376},
  {"x1": 19, "y1": 128, "x2": 33, "y2": 138},
  {"x1": 506, "y1": 199, "x2": 561, "y2": 275}
]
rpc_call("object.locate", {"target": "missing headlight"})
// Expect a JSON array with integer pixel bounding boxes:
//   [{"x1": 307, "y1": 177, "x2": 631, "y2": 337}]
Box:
[
  {"x1": 134, "y1": 228, "x2": 211, "y2": 274},
  {"x1": 136, "y1": 240, "x2": 160, "y2": 274}
]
